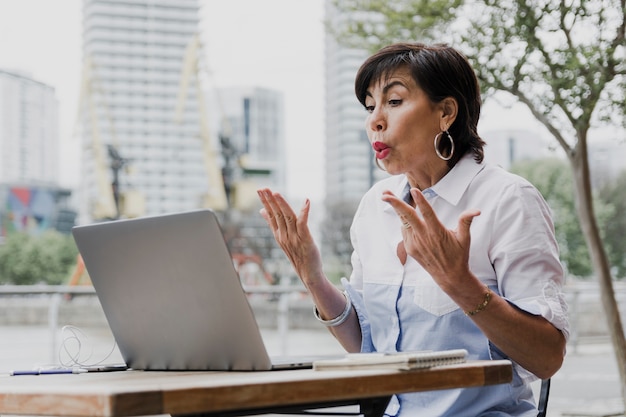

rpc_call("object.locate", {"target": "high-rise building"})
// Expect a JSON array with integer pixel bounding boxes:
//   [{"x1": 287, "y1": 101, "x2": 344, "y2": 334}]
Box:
[
  {"x1": 80, "y1": 0, "x2": 218, "y2": 222},
  {"x1": 323, "y1": 1, "x2": 387, "y2": 206},
  {"x1": 213, "y1": 86, "x2": 286, "y2": 208},
  {"x1": 0, "y1": 69, "x2": 59, "y2": 185},
  {"x1": 0, "y1": 70, "x2": 77, "y2": 236}
]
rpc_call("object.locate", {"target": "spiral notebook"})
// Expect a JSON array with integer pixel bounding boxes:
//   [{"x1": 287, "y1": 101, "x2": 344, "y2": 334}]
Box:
[{"x1": 312, "y1": 349, "x2": 468, "y2": 371}]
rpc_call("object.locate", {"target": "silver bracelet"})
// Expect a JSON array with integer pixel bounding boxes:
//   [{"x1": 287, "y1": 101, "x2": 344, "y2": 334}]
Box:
[{"x1": 313, "y1": 291, "x2": 352, "y2": 327}]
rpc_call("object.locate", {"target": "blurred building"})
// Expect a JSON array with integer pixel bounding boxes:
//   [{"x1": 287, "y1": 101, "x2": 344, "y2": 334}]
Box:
[
  {"x1": 79, "y1": 1, "x2": 289, "y2": 223},
  {"x1": 0, "y1": 69, "x2": 59, "y2": 185},
  {"x1": 323, "y1": 1, "x2": 387, "y2": 205},
  {"x1": 0, "y1": 70, "x2": 76, "y2": 237},
  {"x1": 212, "y1": 86, "x2": 287, "y2": 210},
  {"x1": 79, "y1": 0, "x2": 214, "y2": 222}
]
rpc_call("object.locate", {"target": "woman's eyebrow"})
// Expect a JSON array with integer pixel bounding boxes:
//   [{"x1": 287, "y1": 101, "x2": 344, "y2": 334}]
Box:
[
  {"x1": 382, "y1": 80, "x2": 405, "y2": 94},
  {"x1": 366, "y1": 80, "x2": 406, "y2": 99}
]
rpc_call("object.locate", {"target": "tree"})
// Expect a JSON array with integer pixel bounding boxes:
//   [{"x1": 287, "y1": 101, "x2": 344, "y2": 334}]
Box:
[
  {"x1": 0, "y1": 231, "x2": 78, "y2": 285},
  {"x1": 330, "y1": 0, "x2": 626, "y2": 409}
]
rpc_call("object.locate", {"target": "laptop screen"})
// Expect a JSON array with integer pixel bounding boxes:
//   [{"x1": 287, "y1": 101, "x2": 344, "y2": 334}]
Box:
[{"x1": 72, "y1": 209, "x2": 275, "y2": 371}]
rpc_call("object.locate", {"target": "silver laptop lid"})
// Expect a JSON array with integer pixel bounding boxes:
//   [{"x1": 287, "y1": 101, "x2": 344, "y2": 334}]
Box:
[{"x1": 72, "y1": 209, "x2": 273, "y2": 371}]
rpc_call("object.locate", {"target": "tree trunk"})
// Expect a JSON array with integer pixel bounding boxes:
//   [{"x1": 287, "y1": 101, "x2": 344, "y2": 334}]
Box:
[{"x1": 571, "y1": 144, "x2": 626, "y2": 414}]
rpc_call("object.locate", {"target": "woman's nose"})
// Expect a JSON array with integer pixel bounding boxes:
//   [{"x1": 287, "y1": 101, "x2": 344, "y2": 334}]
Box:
[{"x1": 367, "y1": 108, "x2": 385, "y2": 132}]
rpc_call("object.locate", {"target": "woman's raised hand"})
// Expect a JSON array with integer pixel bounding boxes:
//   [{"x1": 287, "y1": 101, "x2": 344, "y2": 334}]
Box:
[{"x1": 257, "y1": 188, "x2": 324, "y2": 286}]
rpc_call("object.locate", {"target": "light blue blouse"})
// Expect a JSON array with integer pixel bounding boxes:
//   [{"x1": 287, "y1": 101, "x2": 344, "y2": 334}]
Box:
[{"x1": 344, "y1": 154, "x2": 569, "y2": 416}]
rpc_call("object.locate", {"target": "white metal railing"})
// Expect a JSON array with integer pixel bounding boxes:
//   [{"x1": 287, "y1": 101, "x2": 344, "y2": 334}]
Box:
[
  {"x1": 0, "y1": 284, "x2": 307, "y2": 362},
  {"x1": 564, "y1": 280, "x2": 626, "y2": 352},
  {"x1": 0, "y1": 285, "x2": 97, "y2": 363}
]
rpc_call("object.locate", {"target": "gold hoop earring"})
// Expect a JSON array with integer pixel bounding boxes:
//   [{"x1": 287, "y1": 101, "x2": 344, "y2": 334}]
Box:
[
  {"x1": 374, "y1": 158, "x2": 386, "y2": 172},
  {"x1": 434, "y1": 130, "x2": 455, "y2": 161}
]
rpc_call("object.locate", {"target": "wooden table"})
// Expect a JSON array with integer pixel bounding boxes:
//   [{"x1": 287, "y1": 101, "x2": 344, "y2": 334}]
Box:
[{"x1": 0, "y1": 360, "x2": 512, "y2": 417}]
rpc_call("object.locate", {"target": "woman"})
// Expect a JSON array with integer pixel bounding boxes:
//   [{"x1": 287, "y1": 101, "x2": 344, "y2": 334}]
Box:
[{"x1": 257, "y1": 42, "x2": 569, "y2": 416}]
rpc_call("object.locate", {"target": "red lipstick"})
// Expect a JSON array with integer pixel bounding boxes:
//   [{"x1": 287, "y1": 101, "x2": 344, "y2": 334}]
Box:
[{"x1": 372, "y1": 141, "x2": 390, "y2": 159}]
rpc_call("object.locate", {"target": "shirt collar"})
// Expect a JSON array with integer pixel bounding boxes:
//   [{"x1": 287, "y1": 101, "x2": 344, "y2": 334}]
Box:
[
  {"x1": 431, "y1": 153, "x2": 485, "y2": 206},
  {"x1": 391, "y1": 153, "x2": 484, "y2": 209},
  {"x1": 381, "y1": 179, "x2": 412, "y2": 215}
]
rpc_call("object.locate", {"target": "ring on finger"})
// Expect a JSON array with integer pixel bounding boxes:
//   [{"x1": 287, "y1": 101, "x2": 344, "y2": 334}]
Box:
[{"x1": 402, "y1": 222, "x2": 411, "y2": 229}]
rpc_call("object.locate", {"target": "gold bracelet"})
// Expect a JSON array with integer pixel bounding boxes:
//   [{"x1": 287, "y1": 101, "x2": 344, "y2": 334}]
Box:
[{"x1": 464, "y1": 286, "x2": 492, "y2": 316}]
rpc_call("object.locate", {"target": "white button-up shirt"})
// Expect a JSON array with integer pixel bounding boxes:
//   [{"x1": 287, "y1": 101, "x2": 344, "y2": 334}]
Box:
[{"x1": 343, "y1": 153, "x2": 569, "y2": 416}]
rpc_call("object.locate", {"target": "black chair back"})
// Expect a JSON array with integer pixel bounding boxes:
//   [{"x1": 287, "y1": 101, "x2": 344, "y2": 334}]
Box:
[{"x1": 537, "y1": 378, "x2": 551, "y2": 417}]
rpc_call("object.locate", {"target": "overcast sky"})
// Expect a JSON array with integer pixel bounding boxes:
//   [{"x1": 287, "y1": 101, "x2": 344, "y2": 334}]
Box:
[{"x1": 0, "y1": 0, "x2": 557, "y2": 204}]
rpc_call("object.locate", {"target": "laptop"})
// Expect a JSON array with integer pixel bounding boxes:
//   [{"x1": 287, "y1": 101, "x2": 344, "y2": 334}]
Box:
[{"x1": 72, "y1": 209, "x2": 330, "y2": 371}]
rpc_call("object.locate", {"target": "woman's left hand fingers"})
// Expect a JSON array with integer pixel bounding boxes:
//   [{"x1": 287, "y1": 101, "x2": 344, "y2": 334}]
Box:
[
  {"x1": 381, "y1": 188, "x2": 480, "y2": 278},
  {"x1": 381, "y1": 189, "x2": 428, "y2": 231},
  {"x1": 409, "y1": 188, "x2": 442, "y2": 227}
]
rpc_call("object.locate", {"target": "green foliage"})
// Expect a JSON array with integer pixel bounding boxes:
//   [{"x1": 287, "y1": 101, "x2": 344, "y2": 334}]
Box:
[
  {"x1": 328, "y1": 0, "x2": 463, "y2": 53},
  {"x1": 0, "y1": 231, "x2": 79, "y2": 285}
]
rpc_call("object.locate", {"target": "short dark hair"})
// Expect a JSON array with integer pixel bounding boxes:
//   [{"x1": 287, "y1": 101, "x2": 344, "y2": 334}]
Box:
[{"x1": 355, "y1": 43, "x2": 485, "y2": 165}]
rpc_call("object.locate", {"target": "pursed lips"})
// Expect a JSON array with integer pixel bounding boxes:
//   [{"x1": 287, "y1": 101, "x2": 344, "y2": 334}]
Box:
[{"x1": 372, "y1": 141, "x2": 391, "y2": 159}]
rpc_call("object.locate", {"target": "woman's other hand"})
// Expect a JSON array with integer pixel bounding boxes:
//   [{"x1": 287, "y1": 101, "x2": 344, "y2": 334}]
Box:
[
  {"x1": 381, "y1": 188, "x2": 481, "y2": 293},
  {"x1": 257, "y1": 188, "x2": 323, "y2": 287}
]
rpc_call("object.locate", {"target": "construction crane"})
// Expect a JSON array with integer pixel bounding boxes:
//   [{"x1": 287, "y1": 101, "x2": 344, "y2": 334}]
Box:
[
  {"x1": 76, "y1": 57, "x2": 117, "y2": 220},
  {"x1": 174, "y1": 34, "x2": 229, "y2": 212},
  {"x1": 76, "y1": 57, "x2": 144, "y2": 221},
  {"x1": 107, "y1": 144, "x2": 131, "y2": 217},
  {"x1": 174, "y1": 34, "x2": 264, "y2": 212}
]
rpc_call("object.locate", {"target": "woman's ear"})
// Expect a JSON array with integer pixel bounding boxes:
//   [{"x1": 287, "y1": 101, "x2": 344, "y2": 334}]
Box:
[{"x1": 440, "y1": 97, "x2": 458, "y2": 130}]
